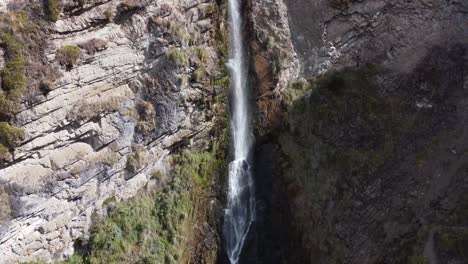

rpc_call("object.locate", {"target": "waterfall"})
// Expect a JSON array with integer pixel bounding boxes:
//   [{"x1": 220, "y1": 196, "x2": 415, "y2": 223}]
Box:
[{"x1": 223, "y1": 0, "x2": 255, "y2": 263}]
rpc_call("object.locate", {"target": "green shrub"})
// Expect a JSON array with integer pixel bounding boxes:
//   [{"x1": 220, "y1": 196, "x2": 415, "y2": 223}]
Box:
[
  {"x1": 194, "y1": 47, "x2": 208, "y2": 64},
  {"x1": 56, "y1": 45, "x2": 81, "y2": 68},
  {"x1": 192, "y1": 67, "x2": 205, "y2": 83},
  {"x1": 64, "y1": 255, "x2": 85, "y2": 264},
  {"x1": 151, "y1": 171, "x2": 164, "y2": 180},
  {"x1": 66, "y1": 150, "x2": 223, "y2": 263},
  {"x1": 168, "y1": 21, "x2": 194, "y2": 46},
  {"x1": 0, "y1": 122, "x2": 25, "y2": 149},
  {"x1": 166, "y1": 48, "x2": 189, "y2": 66},
  {"x1": 2, "y1": 33, "x2": 23, "y2": 59},
  {"x1": 1, "y1": 59, "x2": 26, "y2": 94},
  {"x1": 174, "y1": 151, "x2": 220, "y2": 187},
  {"x1": 0, "y1": 95, "x2": 16, "y2": 118},
  {"x1": 1, "y1": 33, "x2": 26, "y2": 98},
  {"x1": 210, "y1": 75, "x2": 229, "y2": 87},
  {"x1": 45, "y1": 0, "x2": 62, "y2": 22}
]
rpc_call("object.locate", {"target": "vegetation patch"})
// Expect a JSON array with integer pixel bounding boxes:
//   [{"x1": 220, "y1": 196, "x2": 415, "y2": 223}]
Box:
[
  {"x1": 45, "y1": 0, "x2": 62, "y2": 22},
  {"x1": 126, "y1": 144, "x2": 149, "y2": 174},
  {"x1": 0, "y1": 122, "x2": 25, "y2": 160},
  {"x1": 56, "y1": 45, "x2": 81, "y2": 69},
  {"x1": 166, "y1": 48, "x2": 189, "y2": 66},
  {"x1": 135, "y1": 101, "x2": 155, "y2": 135},
  {"x1": 65, "y1": 150, "x2": 222, "y2": 264},
  {"x1": 1, "y1": 33, "x2": 26, "y2": 99},
  {"x1": 0, "y1": 8, "x2": 60, "y2": 161},
  {"x1": 103, "y1": 9, "x2": 113, "y2": 21},
  {"x1": 68, "y1": 96, "x2": 123, "y2": 122},
  {"x1": 168, "y1": 21, "x2": 198, "y2": 46},
  {"x1": 192, "y1": 66, "x2": 205, "y2": 83}
]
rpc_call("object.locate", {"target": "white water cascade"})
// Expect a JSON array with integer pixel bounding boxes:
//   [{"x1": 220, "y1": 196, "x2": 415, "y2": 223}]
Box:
[{"x1": 223, "y1": 0, "x2": 255, "y2": 263}]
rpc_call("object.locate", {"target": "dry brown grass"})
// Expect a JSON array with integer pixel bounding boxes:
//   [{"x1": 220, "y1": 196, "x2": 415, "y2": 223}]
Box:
[
  {"x1": 0, "y1": 185, "x2": 11, "y2": 224},
  {"x1": 126, "y1": 144, "x2": 149, "y2": 174},
  {"x1": 79, "y1": 38, "x2": 108, "y2": 54},
  {"x1": 68, "y1": 96, "x2": 123, "y2": 122}
]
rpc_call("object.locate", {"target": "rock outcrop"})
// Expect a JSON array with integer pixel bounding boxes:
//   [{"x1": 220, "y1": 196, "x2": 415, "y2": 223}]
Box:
[
  {"x1": 248, "y1": 0, "x2": 468, "y2": 263},
  {"x1": 0, "y1": 0, "x2": 226, "y2": 262}
]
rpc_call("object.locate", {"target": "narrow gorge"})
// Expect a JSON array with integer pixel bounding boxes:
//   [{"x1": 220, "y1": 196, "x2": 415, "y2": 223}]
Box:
[{"x1": 0, "y1": 0, "x2": 466, "y2": 264}]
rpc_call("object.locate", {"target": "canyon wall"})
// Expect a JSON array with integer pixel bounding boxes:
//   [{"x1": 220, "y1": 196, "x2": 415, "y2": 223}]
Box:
[
  {"x1": 0, "y1": 0, "x2": 227, "y2": 262},
  {"x1": 249, "y1": 0, "x2": 468, "y2": 263}
]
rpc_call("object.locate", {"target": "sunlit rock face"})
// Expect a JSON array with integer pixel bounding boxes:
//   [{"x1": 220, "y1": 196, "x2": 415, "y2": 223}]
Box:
[{"x1": 0, "y1": 0, "x2": 223, "y2": 262}]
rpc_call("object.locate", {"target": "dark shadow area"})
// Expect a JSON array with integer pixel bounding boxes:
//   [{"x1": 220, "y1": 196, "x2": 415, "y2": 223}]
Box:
[{"x1": 275, "y1": 43, "x2": 468, "y2": 263}]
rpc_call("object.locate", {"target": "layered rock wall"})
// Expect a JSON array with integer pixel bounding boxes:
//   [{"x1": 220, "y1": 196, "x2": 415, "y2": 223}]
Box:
[
  {"x1": 249, "y1": 0, "x2": 468, "y2": 263},
  {"x1": 0, "y1": 0, "x2": 225, "y2": 262}
]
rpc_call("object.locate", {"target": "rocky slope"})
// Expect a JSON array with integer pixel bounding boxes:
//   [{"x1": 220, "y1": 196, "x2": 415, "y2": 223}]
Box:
[
  {"x1": 0, "y1": 0, "x2": 228, "y2": 262},
  {"x1": 249, "y1": 0, "x2": 468, "y2": 263}
]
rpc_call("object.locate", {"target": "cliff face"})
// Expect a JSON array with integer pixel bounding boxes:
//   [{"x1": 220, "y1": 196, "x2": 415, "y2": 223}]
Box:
[
  {"x1": 0, "y1": 0, "x2": 227, "y2": 262},
  {"x1": 1, "y1": 0, "x2": 467, "y2": 263},
  {"x1": 249, "y1": 0, "x2": 468, "y2": 263}
]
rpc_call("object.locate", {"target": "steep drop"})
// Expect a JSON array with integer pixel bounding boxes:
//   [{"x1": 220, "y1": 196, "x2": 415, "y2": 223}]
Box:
[{"x1": 222, "y1": 0, "x2": 255, "y2": 263}]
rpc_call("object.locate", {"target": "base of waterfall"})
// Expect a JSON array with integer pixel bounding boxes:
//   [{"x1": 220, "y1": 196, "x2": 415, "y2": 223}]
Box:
[{"x1": 223, "y1": 159, "x2": 256, "y2": 264}]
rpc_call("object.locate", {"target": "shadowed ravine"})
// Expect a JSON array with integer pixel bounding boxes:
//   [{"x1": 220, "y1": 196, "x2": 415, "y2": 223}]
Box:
[{"x1": 222, "y1": 0, "x2": 256, "y2": 263}]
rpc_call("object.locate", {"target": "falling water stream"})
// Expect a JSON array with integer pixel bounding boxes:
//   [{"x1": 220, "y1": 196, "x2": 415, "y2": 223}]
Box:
[{"x1": 222, "y1": 0, "x2": 255, "y2": 263}]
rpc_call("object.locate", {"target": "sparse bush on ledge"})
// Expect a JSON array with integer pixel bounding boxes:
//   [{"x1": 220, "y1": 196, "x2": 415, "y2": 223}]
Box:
[
  {"x1": 0, "y1": 7, "x2": 59, "y2": 161},
  {"x1": 126, "y1": 144, "x2": 149, "y2": 174},
  {"x1": 0, "y1": 96, "x2": 16, "y2": 119},
  {"x1": 103, "y1": 9, "x2": 113, "y2": 21},
  {"x1": 192, "y1": 66, "x2": 205, "y2": 83},
  {"x1": 0, "y1": 122, "x2": 25, "y2": 161},
  {"x1": 1, "y1": 33, "x2": 26, "y2": 99},
  {"x1": 68, "y1": 96, "x2": 123, "y2": 122},
  {"x1": 0, "y1": 144, "x2": 10, "y2": 162},
  {"x1": 194, "y1": 47, "x2": 208, "y2": 64},
  {"x1": 56, "y1": 45, "x2": 81, "y2": 69},
  {"x1": 166, "y1": 48, "x2": 189, "y2": 66},
  {"x1": 135, "y1": 100, "x2": 156, "y2": 134},
  {"x1": 0, "y1": 122, "x2": 25, "y2": 149},
  {"x1": 45, "y1": 0, "x2": 62, "y2": 22},
  {"x1": 39, "y1": 80, "x2": 54, "y2": 94}
]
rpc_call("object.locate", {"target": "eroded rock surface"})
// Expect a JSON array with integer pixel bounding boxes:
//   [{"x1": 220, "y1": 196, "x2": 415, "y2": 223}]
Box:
[
  {"x1": 249, "y1": 0, "x2": 468, "y2": 263},
  {"x1": 0, "y1": 0, "x2": 225, "y2": 262}
]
